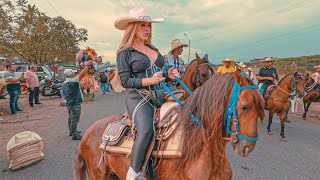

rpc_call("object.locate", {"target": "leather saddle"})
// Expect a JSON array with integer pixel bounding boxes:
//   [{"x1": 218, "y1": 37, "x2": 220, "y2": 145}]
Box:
[{"x1": 99, "y1": 90, "x2": 185, "y2": 159}]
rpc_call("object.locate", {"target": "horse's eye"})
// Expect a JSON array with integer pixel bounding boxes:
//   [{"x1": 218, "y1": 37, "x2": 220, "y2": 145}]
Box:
[{"x1": 241, "y1": 105, "x2": 250, "y2": 112}]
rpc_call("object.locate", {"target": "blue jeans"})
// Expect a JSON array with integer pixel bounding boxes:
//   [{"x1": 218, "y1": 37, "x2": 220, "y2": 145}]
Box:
[
  {"x1": 259, "y1": 83, "x2": 271, "y2": 96},
  {"x1": 8, "y1": 90, "x2": 20, "y2": 113},
  {"x1": 100, "y1": 83, "x2": 107, "y2": 93},
  {"x1": 106, "y1": 82, "x2": 110, "y2": 91}
]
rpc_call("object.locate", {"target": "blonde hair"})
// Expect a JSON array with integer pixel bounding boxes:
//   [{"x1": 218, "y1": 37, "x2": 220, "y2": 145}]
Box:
[
  {"x1": 116, "y1": 22, "x2": 152, "y2": 54},
  {"x1": 112, "y1": 22, "x2": 153, "y2": 92}
]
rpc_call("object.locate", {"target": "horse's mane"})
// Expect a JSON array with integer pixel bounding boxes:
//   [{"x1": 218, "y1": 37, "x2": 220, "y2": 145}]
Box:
[
  {"x1": 184, "y1": 59, "x2": 197, "y2": 73},
  {"x1": 278, "y1": 74, "x2": 291, "y2": 85},
  {"x1": 171, "y1": 73, "x2": 235, "y2": 172},
  {"x1": 184, "y1": 56, "x2": 210, "y2": 73}
]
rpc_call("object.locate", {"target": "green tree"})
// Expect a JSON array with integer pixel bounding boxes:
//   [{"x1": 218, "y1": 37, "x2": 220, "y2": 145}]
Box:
[{"x1": 0, "y1": 0, "x2": 87, "y2": 64}]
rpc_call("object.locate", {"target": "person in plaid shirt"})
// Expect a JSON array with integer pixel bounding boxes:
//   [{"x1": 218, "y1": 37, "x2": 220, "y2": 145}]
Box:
[{"x1": 164, "y1": 39, "x2": 188, "y2": 76}]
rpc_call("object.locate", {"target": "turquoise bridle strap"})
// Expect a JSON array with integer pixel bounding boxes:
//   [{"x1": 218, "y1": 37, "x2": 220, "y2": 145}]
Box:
[
  {"x1": 157, "y1": 65, "x2": 203, "y2": 127},
  {"x1": 224, "y1": 81, "x2": 259, "y2": 142}
]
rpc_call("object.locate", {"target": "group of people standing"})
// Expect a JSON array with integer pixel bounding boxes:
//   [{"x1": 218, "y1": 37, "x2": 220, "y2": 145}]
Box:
[{"x1": 4, "y1": 65, "x2": 41, "y2": 115}]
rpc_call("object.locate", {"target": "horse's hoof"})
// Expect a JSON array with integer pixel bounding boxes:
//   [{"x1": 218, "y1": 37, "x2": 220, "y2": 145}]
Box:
[
  {"x1": 281, "y1": 137, "x2": 288, "y2": 142},
  {"x1": 267, "y1": 131, "x2": 273, "y2": 135}
]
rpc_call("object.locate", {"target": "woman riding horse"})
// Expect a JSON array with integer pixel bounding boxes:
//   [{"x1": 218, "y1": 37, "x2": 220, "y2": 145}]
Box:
[{"x1": 114, "y1": 8, "x2": 179, "y2": 179}]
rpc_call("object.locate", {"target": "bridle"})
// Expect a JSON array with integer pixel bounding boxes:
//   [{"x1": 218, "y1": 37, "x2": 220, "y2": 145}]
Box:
[
  {"x1": 223, "y1": 81, "x2": 259, "y2": 142},
  {"x1": 194, "y1": 62, "x2": 214, "y2": 87},
  {"x1": 276, "y1": 74, "x2": 305, "y2": 97},
  {"x1": 305, "y1": 77, "x2": 317, "y2": 92}
]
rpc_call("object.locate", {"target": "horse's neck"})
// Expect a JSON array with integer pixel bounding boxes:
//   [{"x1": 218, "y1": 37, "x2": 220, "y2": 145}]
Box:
[
  {"x1": 275, "y1": 76, "x2": 291, "y2": 96},
  {"x1": 182, "y1": 70, "x2": 196, "y2": 91}
]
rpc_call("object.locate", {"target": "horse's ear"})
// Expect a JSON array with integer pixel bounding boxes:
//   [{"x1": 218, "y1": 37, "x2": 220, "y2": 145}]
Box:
[
  {"x1": 195, "y1": 53, "x2": 202, "y2": 64},
  {"x1": 234, "y1": 69, "x2": 242, "y2": 84},
  {"x1": 202, "y1": 54, "x2": 208, "y2": 63}
]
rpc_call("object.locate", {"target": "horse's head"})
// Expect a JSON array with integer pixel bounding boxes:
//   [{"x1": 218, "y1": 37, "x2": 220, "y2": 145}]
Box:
[
  {"x1": 194, "y1": 53, "x2": 214, "y2": 87},
  {"x1": 290, "y1": 72, "x2": 307, "y2": 99},
  {"x1": 228, "y1": 70, "x2": 265, "y2": 157}
]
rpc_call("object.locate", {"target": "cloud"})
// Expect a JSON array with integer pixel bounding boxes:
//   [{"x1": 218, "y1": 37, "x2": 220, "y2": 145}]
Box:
[{"x1": 27, "y1": 0, "x2": 320, "y2": 64}]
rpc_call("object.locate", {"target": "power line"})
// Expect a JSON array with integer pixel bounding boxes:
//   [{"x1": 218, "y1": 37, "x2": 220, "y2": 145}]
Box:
[
  {"x1": 44, "y1": 0, "x2": 60, "y2": 16},
  {"x1": 194, "y1": 0, "x2": 313, "y2": 42},
  {"x1": 216, "y1": 24, "x2": 320, "y2": 56}
]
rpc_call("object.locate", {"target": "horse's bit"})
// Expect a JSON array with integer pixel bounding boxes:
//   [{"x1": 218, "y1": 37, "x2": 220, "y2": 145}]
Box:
[{"x1": 224, "y1": 81, "x2": 259, "y2": 142}]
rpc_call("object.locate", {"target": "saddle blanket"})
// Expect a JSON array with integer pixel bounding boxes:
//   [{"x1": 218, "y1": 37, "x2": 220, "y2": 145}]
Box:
[{"x1": 99, "y1": 125, "x2": 183, "y2": 159}]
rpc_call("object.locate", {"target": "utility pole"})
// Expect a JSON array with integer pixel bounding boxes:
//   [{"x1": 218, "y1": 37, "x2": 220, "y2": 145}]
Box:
[{"x1": 184, "y1": 34, "x2": 191, "y2": 64}]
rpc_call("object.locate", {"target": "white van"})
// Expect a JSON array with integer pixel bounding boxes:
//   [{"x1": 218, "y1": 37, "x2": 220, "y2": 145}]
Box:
[{"x1": 11, "y1": 64, "x2": 55, "y2": 80}]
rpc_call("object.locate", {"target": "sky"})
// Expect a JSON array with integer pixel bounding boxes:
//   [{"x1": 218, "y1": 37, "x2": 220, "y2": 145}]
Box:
[{"x1": 27, "y1": 0, "x2": 320, "y2": 64}]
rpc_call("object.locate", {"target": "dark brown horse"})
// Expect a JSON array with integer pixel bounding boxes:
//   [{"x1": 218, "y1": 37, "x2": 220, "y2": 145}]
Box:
[
  {"x1": 180, "y1": 53, "x2": 214, "y2": 98},
  {"x1": 73, "y1": 71, "x2": 264, "y2": 180},
  {"x1": 302, "y1": 75, "x2": 320, "y2": 118},
  {"x1": 265, "y1": 72, "x2": 306, "y2": 141}
]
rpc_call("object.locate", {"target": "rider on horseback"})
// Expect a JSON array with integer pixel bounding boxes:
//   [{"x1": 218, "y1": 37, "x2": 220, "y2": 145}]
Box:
[
  {"x1": 312, "y1": 65, "x2": 320, "y2": 90},
  {"x1": 164, "y1": 39, "x2": 188, "y2": 77},
  {"x1": 217, "y1": 58, "x2": 236, "y2": 74},
  {"x1": 256, "y1": 57, "x2": 279, "y2": 96},
  {"x1": 114, "y1": 8, "x2": 179, "y2": 180}
]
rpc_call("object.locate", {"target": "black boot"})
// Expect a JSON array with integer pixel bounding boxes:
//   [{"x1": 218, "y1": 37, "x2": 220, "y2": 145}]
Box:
[
  {"x1": 72, "y1": 134, "x2": 82, "y2": 140},
  {"x1": 69, "y1": 130, "x2": 81, "y2": 136}
]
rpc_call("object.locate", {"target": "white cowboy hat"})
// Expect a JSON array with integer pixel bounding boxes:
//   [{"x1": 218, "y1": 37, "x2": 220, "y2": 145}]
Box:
[
  {"x1": 222, "y1": 58, "x2": 234, "y2": 63},
  {"x1": 168, "y1": 39, "x2": 188, "y2": 54},
  {"x1": 7, "y1": 131, "x2": 42, "y2": 151},
  {"x1": 114, "y1": 7, "x2": 164, "y2": 30},
  {"x1": 236, "y1": 62, "x2": 246, "y2": 68},
  {"x1": 247, "y1": 67, "x2": 252, "y2": 71},
  {"x1": 313, "y1": 65, "x2": 320, "y2": 69},
  {"x1": 261, "y1": 57, "x2": 276, "y2": 62}
]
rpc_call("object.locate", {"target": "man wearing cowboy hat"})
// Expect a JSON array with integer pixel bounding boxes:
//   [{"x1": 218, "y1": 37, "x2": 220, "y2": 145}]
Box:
[
  {"x1": 236, "y1": 62, "x2": 247, "y2": 76},
  {"x1": 256, "y1": 57, "x2": 279, "y2": 96},
  {"x1": 312, "y1": 65, "x2": 320, "y2": 89},
  {"x1": 246, "y1": 67, "x2": 256, "y2": 82},
  {"x1": 164, "y1": 39, "x2": 188, "y2": 76},
  {"x1": 217, "y1": 58, "x2": 236, "y2": 74}
]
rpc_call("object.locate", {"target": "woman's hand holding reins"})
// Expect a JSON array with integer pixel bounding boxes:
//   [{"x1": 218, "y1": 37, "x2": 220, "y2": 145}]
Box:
[
  {"x1": 151, "y1": 71, "x2": 166, "y2": 84},
  {"x1": 142, "y1": 71, "x2": 166, "y2": 86},
  {"x1": 168, "y1": 68, "x2": 180, "y2": 80}
]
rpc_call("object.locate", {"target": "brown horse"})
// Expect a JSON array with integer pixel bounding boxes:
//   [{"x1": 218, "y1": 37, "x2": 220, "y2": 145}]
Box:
[
  {"x1": 180, "y1": 53, "x2": 214, "y2": 97},
  {"x1": 302, "y1": 75, "x2": 320, "y2": 118},
  {"x1": 265, "y1": 72, "x2": 306, "y2": 141},
  {"x1": 73, "y1": 71, "x2": 265, "y2": 180}
]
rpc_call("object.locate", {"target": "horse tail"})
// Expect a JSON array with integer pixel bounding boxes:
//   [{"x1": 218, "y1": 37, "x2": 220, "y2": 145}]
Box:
[{"x1": 73, "y1": 146, "x2": 88, "y2": 180}]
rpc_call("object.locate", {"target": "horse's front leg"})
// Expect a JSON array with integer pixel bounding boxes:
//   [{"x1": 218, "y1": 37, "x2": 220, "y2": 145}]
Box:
[
  {"x1": 302, "y1": 101, "x2": 312, "y2": 119},
  {"x1": 267, "y1": 110, "x2": 274, "y2": 135}
]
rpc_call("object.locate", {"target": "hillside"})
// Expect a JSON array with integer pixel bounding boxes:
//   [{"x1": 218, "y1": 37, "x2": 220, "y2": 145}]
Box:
[
  {"x1": 210, "y1": 55, "x2": 320, "y2": 76},
  {"x1": 248, "y1": 54, "x2": 320, "y2": 75}
]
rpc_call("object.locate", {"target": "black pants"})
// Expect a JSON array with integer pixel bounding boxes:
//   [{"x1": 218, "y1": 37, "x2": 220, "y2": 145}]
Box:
[
  {"x1": 67, "y1": 104, "x2": 81, "y2": 135},
  {"x1": 28, "y1": 87, "x2": 40, "y2": 105},
  {"x1": 126, "y1": 90, "x2": 155, "y2": 173}
]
